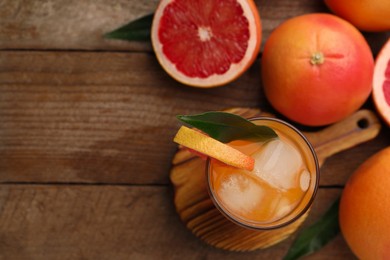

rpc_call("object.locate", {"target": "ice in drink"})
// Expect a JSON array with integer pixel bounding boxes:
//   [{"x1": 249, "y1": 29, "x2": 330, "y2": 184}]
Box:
[{"x1": 207, "y1": 118, "x2": 319, "y2": 229}]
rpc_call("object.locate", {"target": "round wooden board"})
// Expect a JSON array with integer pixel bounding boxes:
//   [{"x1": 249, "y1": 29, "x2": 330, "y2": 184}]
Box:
[{"x1": 169, "y1": 107, "x2": 381, "y2": 251}]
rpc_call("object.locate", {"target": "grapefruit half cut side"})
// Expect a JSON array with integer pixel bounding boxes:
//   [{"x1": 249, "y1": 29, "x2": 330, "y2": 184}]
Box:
[
  {"x1": 151, "y1": 0, "x2": 262, "y2": 88},
  {"x1": 373, "y1": 39, "x2": 390, "y2": 126}
]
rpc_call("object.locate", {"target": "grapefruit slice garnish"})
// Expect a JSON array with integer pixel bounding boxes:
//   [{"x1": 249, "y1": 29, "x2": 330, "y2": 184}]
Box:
[
  {"x1": 373, "y1": 39, "x2": 390, "y2": 126},
  {"x1": 151, "y1": 0, "x2": 262, "y2": 88},
  {"x1": 174, "y1": 126, "x2": 254, "y2": 171}
]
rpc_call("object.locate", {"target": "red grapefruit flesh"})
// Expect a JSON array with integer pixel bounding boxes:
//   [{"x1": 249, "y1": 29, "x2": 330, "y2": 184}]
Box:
[
  {"x1": 151, "y1": 0, "x2": 262, "y2": 88},
  {"x1": 173, "y1": 126, "x2": 254, "y2": 171},
  {"x1": 373, "y1": 39, "x2": 390, "y2": 126}
]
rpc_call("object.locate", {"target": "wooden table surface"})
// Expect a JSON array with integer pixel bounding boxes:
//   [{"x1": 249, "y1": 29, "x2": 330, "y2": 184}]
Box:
[{"x1": 0, "y1": 0, "x2": 389, "y2": 259}]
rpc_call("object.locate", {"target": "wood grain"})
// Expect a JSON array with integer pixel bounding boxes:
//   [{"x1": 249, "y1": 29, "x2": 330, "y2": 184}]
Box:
[
  {"x1": 1, "y1": 51, "x2": 389, "y2": 185},
  {"x1": 0, "y1": 51, "x2": 269, "y2": 184},
  {"x1": 0, "y1": 0, "x2": 388, "y2": 53},
  {"x1": 0, "y1": 0, "x2": 158, "y2": 51},
  {"x1": 0, "y1": 185, "x2": 352, "y2": 259},
  {"x1": 0, "y1": 0, "x2": 389, "y2": 257},
  {"x1": 304, "y1": 110, "x2": 381, "y2": 166}
]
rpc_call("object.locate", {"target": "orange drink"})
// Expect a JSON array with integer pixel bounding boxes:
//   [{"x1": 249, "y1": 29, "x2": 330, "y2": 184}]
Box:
[{"x1": 207, "y1": 117, "x2": 320, "y2": 230}]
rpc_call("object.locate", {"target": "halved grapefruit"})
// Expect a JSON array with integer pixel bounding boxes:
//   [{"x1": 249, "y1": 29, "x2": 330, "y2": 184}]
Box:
[
  {"x1": 151, "y1": 0, "x2": 262, "y2": 88},
  {"x1": 373, "y1": 39, "x2": 390, "y2": 126},
  {"x1": 174, "y1": 126, "x2": 254, "y2": 170}
]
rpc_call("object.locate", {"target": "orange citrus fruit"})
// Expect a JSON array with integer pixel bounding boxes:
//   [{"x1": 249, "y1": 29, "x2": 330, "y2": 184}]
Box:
[
  {"x1": 325, "y1": 0, "x2": 390, "y2": 32},
  {"x1": 151, "y1": 0, "x2": 262, "y2": 88},
  {"x1": 339, "y1": 147, "x2": 390, "y2": 260},
  {"x1": 173, "y1": 126, "x2": 254, "y2": 170},
  {"x1": 373, "y1": 39, "x2": 390, "y2": 126},
  {"x1": 261, "y1": 13, "x2": 374, "y2": 126}
]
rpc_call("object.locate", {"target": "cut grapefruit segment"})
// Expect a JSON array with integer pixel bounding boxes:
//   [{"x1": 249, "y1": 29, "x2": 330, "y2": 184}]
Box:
[
  {"x1": 373, "y1": 39, "x2": 390, "y2": 126},
  {"x1": 151, "y1": 0, "x2": 262, "y2": 88},
  {"x1": 174, "y1": 126, "x2": 254, "y2": 171}
]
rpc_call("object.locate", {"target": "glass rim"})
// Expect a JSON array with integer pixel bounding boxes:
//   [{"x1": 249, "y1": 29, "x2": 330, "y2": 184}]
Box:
[{"x1": 206, "y1": 116, "x2": 320, "y2": 230}]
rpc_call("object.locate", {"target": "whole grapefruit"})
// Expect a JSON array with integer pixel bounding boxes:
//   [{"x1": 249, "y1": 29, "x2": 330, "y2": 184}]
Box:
[
  {"x1": 261, "y1": 13, "x2": 374, "y2": 126},
  {"x1": 151, "y1": 0, "x2": 262, "y2": 88},
  {"x1": 339, "y1": 147, "x2": 390, "y2": 260},
  {"x1": 325, "y1": 0, "x2": 390, "y2": 32}
]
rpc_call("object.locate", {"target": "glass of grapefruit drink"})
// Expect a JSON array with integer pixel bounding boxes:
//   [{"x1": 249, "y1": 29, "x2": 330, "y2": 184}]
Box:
[{"x1": 207, "y1": 117, "x2": 320, "y2": 230}]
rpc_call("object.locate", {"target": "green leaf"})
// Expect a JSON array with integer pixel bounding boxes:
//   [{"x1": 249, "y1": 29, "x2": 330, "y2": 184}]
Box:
[
  {"x1": 104, "y1": 13, "x2": 153, "y2": 41},
  {"x1": 283, "y1": 198, "x2": 341, "y2": 260},
  {"x1": 177, "y1": 111, "x2": 278, "y2": 143}
]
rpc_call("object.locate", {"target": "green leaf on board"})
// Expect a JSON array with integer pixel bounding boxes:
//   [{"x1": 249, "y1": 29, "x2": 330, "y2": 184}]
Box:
[
  {"x1": 283, "y1": 198, "x2": 341, "y2": 260},
  {"x1": 177, "y1": 111, "x2": 278, "y2": 143},
  {"x1": 104, "y1": 13, "x2": 153, "y2": 41}
]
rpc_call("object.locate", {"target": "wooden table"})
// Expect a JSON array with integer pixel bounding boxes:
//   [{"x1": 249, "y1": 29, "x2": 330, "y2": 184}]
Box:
[{"x1": 0, "y1": 0, "x2": 389, "y2": 259}]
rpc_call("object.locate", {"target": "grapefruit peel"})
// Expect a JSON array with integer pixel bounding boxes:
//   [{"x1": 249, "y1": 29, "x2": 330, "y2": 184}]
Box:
[
  {"x1": 324, "y1": 0, "x2": 390, "y2": 32},
  {"x1": 261, "y1": 13, "x2": 374, "y2": 126},
  {"x1": 174, "y1": 126, "x2": 254, "y2": 171}
]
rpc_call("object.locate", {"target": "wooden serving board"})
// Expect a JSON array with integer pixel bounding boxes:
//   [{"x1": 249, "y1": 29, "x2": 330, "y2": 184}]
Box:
[{"x1": 170, "y1": 108, "x2": 381, "y2": 252}]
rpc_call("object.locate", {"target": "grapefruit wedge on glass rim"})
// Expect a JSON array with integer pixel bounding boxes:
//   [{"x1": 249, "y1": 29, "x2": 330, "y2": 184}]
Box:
[
  {"x1": 373, "y1": 39, "x2": 390, "y2": 126},
  {"x1": 151, "y1": 0, "x2": 262, "y2": 88},
  {"x1": 173, "y1": 126, "x2": 255, "y2": 171}
]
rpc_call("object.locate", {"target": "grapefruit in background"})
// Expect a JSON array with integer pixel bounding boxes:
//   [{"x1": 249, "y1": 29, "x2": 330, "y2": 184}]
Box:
[
  {"x1": 261, "y1": 13, "x2": 374, "y2": 126},
  {"x1": 339, "y1": 147, "x2": 390, "y2": 260},
  {"x1": 324, "y1": 0, "x2": 390, "y2": 32},
  {"x1": 151, "y1": 0, "x2": 262, "y2": 88},
  {"x1": 373, "y1": 39, "x2": 390, "y2": 126}
]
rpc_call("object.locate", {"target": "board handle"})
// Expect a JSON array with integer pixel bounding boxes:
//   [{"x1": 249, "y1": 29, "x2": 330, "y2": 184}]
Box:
[{"x1": 304, "y1": 110, "x2": 382, "y2": 166}]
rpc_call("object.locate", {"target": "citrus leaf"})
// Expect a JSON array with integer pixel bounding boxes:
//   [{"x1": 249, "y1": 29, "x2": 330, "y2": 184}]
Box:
[
  {"x1": 283, "y1": 198, "x2": 341, "y2": 260},
  {"x1": 177, "y1": 112, "x2": 278, "y2": 143},
  {"x1": 104, "y1": 13, "x2": 153, "y2": 41}
]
